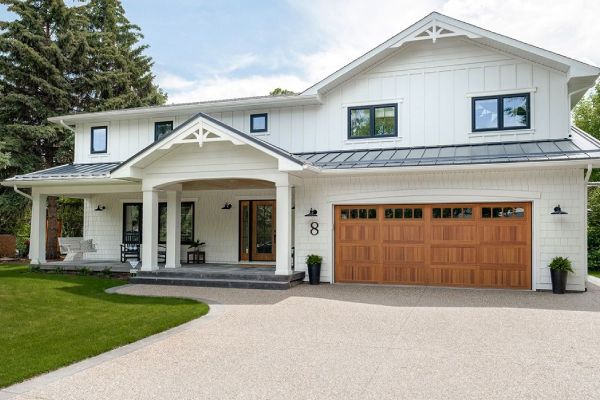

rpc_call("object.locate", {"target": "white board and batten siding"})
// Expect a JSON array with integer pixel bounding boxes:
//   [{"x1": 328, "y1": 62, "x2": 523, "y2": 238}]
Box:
[{"x1": 73, "y1": 37, "x2": 570, "y2": 164}]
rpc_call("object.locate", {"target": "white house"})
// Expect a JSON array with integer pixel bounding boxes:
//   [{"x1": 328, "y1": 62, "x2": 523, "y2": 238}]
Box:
[{"x1": 4, "y1": 12, "x2": 600, "y2": 291}]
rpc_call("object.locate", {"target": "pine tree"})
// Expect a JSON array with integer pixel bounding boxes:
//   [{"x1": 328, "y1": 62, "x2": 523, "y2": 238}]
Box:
[
  {"x1": 81, "y1": 0, "x2": 166, "y2": 111},
  {"x1": 0, "y1": 0, "x2": 85, "y2": 257}
]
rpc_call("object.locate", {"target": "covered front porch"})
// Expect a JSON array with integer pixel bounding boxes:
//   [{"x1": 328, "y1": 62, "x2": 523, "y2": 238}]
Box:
[{"x1": 22, "y1": 112, "x2": 310, "y2": 282}]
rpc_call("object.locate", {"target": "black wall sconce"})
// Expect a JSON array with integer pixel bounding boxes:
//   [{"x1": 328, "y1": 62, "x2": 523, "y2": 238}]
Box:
[
  {"x1": 551, "y1": 205, "x2": 567, "y2": 215},
  {"x1": 221, "y1": 202, "x2": 232, "y2": 210},
  {"x1": 304, "y1": 208, "x2": 318, "y2": 217},
  {"x1": 94, "y1": 205, "x2": 106, "y2": 212}
]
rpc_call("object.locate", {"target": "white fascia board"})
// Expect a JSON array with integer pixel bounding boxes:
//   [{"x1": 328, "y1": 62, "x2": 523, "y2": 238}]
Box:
[
  {"x1": 48, "y1": 94, "x2": 322, "y2": 124},
  {"x1": 316, "y1": 159, "x2": 600, "y2": 176},
  {"x1": 1, "y1": 178, "x2": 140, "y2": 191}
]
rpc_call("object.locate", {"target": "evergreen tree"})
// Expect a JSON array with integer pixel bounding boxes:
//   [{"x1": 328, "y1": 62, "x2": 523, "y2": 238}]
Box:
[
  {"x1": 81, "y1": 0, "x2": 166, "y2": 111},
  {"x1": 0, "y1": 0, "x2": 166, "y2": 258},
  {"x1": 0, "y1": 0, "x2": 85, "y2": 257}
]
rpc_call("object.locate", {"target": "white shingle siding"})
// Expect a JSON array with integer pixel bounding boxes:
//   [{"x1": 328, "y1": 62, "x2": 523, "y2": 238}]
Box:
[{"x1": 293, "y1": 167, "x2": 587, "y2": 291}]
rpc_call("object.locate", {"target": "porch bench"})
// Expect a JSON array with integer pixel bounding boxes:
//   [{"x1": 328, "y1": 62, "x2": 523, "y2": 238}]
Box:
[
  {"x1": 61, "y1": 239, "x2": 97, "y2": 262},
  {"x1": 58, "y1": 237, "x2": 83, "y2": 256}
]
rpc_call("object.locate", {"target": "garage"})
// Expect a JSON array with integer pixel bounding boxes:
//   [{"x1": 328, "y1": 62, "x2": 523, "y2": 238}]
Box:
[{"x1": 334, "y1": 203, "x2": 531, "y2": 289}]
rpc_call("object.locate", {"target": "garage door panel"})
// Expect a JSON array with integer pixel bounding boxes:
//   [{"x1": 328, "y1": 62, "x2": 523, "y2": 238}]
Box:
[
  {"x1": 382, "y1": 245, "x2": 426, "y2": 264},
  {"x1": 335, "y1": 203, "x2": 531, "y2": 289},
  {"x1": 479, "y1": 225, "x2": 528, "y2": 245},
  {"x1": 479, "y1": 269, "x2": 528, "y2": 288},
  {"x1": 430, "y1": 246, "x2": 477, "y2": 265},
  {"x1": 429, "y1": 267, "x2": 478, "y2": 286},
  {"x1": 382, "y1": 266, "x2": 428, "y2": 284},
  {"x1": 430, "y1": 224, "x2": 478, "y2": 242},
  {"x1": 338, "y1": 224, "x2": 379, "y2": 242},
  {"x1": 478, "y1": 246, "x2": 527, "y2": 267},
  {"x1": 382, "y1": 224, "x2": 425, "y2": 243}
]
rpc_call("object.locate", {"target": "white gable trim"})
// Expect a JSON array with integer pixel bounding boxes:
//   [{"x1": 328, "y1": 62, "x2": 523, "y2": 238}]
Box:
[
  {"x1": 111, "y1": 113, "x2": 306, "y2": 180},
  {"x1": 303, "y1": 12, "x2": 599, "y2": 95}
]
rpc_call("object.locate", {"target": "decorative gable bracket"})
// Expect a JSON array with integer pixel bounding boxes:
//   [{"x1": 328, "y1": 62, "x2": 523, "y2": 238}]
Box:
[
  {"x1": 160, "y1": 120, "x2": 244, "y2": 150},
  {"x1": 391, "y1": 18, "x2": 480, "y2": 47}
]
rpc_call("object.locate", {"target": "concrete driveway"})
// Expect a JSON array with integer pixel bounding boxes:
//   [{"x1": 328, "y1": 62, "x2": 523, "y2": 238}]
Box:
[{"x1": 3, "y1": 281, "x2": 600, "y2": 400}]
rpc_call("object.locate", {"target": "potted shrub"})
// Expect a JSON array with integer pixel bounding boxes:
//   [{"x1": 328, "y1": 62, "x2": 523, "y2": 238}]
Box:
[
  {"x1": 549, "y1": 256, "x2": 573, "y2": 294},
  {"x1": 305, "y1": 254, "x2": 323, "y2": 285}
]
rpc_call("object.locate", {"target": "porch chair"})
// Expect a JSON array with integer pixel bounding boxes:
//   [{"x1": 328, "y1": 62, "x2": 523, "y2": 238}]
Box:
[
  {"x1": 158, "y1": 244, "x2": 166, "y2": 263},
  {"x1": 63, "y1": 238, "x2": 97, "y2": 262},
  {"x1": 120, "y1": 231, "x2": 141, "y2": 263}
]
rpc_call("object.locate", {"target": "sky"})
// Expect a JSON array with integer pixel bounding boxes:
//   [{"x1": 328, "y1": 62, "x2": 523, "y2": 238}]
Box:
[{"x1": 2, "y1": 0, "x2": 600, "y2": 104}]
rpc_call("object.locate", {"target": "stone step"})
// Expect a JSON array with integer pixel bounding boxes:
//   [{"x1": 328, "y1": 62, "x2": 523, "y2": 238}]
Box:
[
  {"x1": 129, "y1": 276, "x2": 304, "y2": 290},
  {"x1": 136, "y1": 269, "x2": 305, "y2": 282}
]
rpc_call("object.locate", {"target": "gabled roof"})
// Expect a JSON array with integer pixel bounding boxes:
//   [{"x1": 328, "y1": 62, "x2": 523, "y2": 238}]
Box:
[
  {"x1": 110, "y1": 112, "x2": 306, "y2": 178},
  {"x1": 294, "y1": 127, "x2": 600, "y2": 170},
  {"x1": 302, "y1": 12, "x2": 600, "y2": 101}
]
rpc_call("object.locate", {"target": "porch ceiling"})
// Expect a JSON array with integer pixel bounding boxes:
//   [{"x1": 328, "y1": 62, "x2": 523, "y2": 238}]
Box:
[{"x1": 181, "y1": 179, "x2": 274, "y2": 190}]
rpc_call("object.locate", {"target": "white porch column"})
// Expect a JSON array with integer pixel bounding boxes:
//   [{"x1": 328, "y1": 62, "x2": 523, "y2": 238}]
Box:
[
  {"x1": 275, "y1": 184, "x2": 293, "y2": 275},
  {"x1": 29, "y1": 190, "x2": 47, "y2": 264},
  {"x1": 165, "y1": 187, "x2": 182, "y2": 268},
  {"x1": 141, "y1": 189, "x2": 159, "y2": 271}
]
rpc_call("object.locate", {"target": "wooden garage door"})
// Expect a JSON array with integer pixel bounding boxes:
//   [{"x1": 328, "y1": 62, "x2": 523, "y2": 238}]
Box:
[{"x1": 334, "y1": 203, "x2": 531, "y2": 289}]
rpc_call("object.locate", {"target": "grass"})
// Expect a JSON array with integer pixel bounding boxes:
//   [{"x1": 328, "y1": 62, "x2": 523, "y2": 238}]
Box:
[
  {"x1": 589, "y1": 270, "x2": 600, "y2": 278},
  {"x1": 0, "y1": 264, "x2": 208, "y2": 388}
]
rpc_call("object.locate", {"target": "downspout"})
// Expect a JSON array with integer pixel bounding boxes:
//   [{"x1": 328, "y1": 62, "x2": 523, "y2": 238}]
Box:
[
  {"x1": 585, "y1": 163, "x2": 593, "y2": 291},
  {"x1": 58, "y1": 119, "x2": 75, "y2": 132},
  {"x1": 13, "y1": 184, "x2": 32, "y2": 201}
]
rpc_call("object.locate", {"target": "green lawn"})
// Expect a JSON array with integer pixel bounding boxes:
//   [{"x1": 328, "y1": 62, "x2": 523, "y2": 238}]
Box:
[
  {"x1": 0, "y1": 265, "x2": 208, "y2": 388},
  {"x1": 589, "y1": 270, "x2": 600, "y2": 278}
]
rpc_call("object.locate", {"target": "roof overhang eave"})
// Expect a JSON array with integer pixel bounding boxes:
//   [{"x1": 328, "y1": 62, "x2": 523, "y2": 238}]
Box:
[{"x1": 315, "y1": 158, "x2": 600, "y2": 175}]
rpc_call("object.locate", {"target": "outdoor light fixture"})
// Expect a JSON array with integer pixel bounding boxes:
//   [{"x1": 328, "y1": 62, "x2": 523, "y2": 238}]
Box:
[
  {"x1": 551, "y1": 205, "x2": 568, "y2": 215},
  {"x1": 305, "y1": 208, "x2": 318, "y2": 217},
  {"x1": 221, "y1": 202, "x2": 232, "y2": 210},
  {"x1": 94, "y1": 205, "x2": 106, "y2": 211}
]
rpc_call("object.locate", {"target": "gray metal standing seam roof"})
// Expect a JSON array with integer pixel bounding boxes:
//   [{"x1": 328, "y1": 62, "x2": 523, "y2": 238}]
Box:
[
  {"x1": 294, "y1": 137, "x2": 600, "y2": 169},
  {"x1": 8, "y1": 163, "x2": 119, "y2": 181},
  {"x1": 6, "y1": 127, "x2": 600, "y2": 182}
]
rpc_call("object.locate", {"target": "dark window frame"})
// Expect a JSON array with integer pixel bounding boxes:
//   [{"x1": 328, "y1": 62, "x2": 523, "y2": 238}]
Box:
[
  {"x1": 471, "y1": 92, "x2": 531, "y2": 133},
  {"x1": 154, "y1": 120, "x2": 174, "y2": 141},
  {"x1": 250, "y1": 113, "x2": 268, "y2": 133},
  {"x1": 157, "y1": 201, "x2": 195, "y2": 245},
  {"x1": 122, "y1": 203, "x2": 143, "y2": 243},
  {"x1": 90, "y1": 126, "x2": 108, "y2": 154},
  {"x1": 347, "y1": 103, "x2": 398, "y2": 140}
]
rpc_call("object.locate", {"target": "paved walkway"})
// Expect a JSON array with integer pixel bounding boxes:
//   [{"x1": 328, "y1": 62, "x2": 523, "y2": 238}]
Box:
[{"x1": 3, "y1": 282, "x2": 600, "y2": 399}]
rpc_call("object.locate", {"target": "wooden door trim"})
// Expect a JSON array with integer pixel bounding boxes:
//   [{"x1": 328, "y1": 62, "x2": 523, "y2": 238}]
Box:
[{"x1": 249, "y1": 200, "x2": 276, "y2": 262}]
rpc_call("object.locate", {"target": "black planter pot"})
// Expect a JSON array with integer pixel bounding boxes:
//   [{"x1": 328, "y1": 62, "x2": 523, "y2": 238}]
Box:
[
  {"x1": 307, "y1": 263, "x2": 321, "y2": 285},
  {"x1": 550, "y1": 269, "x2": 568, "y2": 294}
]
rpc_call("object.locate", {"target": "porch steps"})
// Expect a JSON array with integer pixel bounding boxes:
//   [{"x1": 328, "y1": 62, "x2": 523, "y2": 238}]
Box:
[{"x1": 129, "y1": 269, "x2": 305, "y2": 290}]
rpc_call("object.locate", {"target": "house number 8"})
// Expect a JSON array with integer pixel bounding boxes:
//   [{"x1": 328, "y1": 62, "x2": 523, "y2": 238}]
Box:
[{"x1": 310, "y1": 222, "x2": 319, "y2": 236}]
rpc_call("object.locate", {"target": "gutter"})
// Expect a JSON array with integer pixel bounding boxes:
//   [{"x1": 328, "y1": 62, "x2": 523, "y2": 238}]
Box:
[
  {"x1": 58, "y1": 119, "x2": 75, "y2": 133},
  {"x1": 13, "y1": 184, "x2": 32, "y2": 200}
]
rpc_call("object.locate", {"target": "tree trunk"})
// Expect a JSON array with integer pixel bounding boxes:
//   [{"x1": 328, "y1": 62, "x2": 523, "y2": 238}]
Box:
[{"x1": 46, "y1": 196, "x2": 59, "y2": 260}]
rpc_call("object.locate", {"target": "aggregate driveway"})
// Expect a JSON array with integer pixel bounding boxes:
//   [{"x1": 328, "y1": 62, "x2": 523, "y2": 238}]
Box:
[{"x1": 3, "y1": 281, "x2": 600, "y2": 400}]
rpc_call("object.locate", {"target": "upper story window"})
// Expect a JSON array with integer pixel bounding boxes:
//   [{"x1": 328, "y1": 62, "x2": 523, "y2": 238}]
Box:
[
  {"x1": 250, "y1": 113, "x2": 268, "y2": 133},
  {"x1": 472, "y1": 93, "x2": 530, "y2": 132},
  {"x1": 154, "y1": 121, "x2": 173, "y2": 141},
  {"x1": 348, "y1": 104, "x2": 397, "y2": 139},
  {"x1": 91, "y1": 126, "x2": 108, "y2": 154}
]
